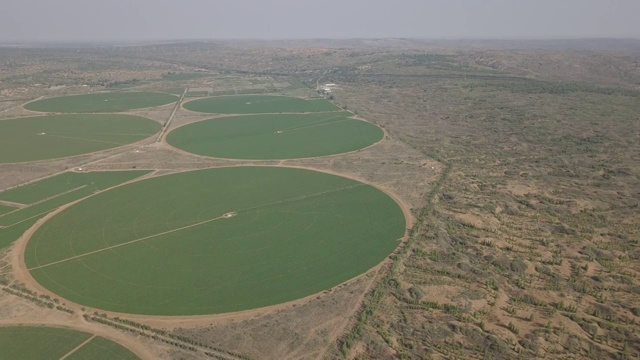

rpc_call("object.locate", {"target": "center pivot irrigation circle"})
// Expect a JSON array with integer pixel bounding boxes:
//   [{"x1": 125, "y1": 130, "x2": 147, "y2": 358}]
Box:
[
  {"x1": 166, "y1": 112, "x2": 384, "y2": 160},
  {"x1": 24, "y1": 92, "x2": 178, "y2": 113},
  {"x1": 25, "y1": 167, "x2": 407, "y2": 316},
  {"x1": 0, "y1": 114, "x2": 161, "y2": 164}
]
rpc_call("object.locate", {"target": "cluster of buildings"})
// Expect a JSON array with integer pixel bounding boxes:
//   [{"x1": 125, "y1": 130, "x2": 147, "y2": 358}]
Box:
[{"x1": 319, "y1": 83, "x2": 336, "y2": 94}]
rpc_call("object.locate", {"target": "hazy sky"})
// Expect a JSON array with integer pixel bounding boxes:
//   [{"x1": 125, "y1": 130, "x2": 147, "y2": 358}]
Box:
[{"x1": 1, "y1": 0, "x2": 639, "y2": 41}]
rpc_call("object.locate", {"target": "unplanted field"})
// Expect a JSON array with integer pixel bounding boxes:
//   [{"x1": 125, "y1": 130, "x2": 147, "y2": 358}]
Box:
[
  {"x1": 0, "y1": 114, "x2": 160, "y2": 163},
  {"x1": 0, "y1": 326, "x2": 139, "y2": 360},
  {"x1": 166, "y1": 112, "x2": 383, "y2": 159},
  {"x1": 182, "y1": 95, "x2": 339, "y2": 114},
  {"x1": 26, "y1": 167, "x2": 406, "y2": 315},
  {"x1": 24, "y1": 92, "x2": 178, "y2": 113}
]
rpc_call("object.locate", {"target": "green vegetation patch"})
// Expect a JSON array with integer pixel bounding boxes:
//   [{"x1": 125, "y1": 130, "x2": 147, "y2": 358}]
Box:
[
  {"x1": 0, "y1": 114, "x2": 160, "y2": 163},
  {"x1": 24, "y1": 92, "x2": 178, "y2": 113},
  {"x1": 0, "y1": 171, "x2": 150, "y2": 205},
  {"x1": 0, "y1": 326, "x2": 90, "y2": 359},
  {"x1": 26, "y1": 167, "x2": 406, "y2": 315},
  {"x1": 0, "y1": 326, "x2": 137, "y2": 360},
  {"x1": 183, "y1": 94, "x2": 339, "y2": 114},
  {"x1": 0, "y1": 204, "x2": 14, "y2": 216},
  {"x1": 167, "y1": 112, "x2": 383, "y2": 159},
  {"x1": 0, "y1": 171, "x2": 150, "y2": 249},
  {"x1": 66, "y1": 336, "x2": 140, "y2": 360},
  {"x1": 0, "y1": 218, "x2": 41, "y2": 249},
  {"x1": 0, "y1": 187, "x2": 98, "y2": 228}
]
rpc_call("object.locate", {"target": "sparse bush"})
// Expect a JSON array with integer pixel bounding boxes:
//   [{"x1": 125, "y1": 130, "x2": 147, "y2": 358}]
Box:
[
  {"x1": 507, "y1": 322, "x2": 520, "y2": 334},
  {"x1": 510, "y1": 258, "x2": 528, "y2": 273}
]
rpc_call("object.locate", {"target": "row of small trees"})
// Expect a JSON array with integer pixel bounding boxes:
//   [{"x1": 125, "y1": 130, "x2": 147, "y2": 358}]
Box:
[
  {"x1": 87, "y1": 313, "x2": 249, "y2": 360},
  {"x1": 338, "y1": 162, "x2": 453, "y2": 355},
  {"x1": 3, "y1": 284, "x2": 74, "y2": 314}
]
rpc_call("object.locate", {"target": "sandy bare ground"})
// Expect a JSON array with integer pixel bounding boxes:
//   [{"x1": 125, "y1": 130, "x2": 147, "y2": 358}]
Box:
[
  {"x1": 313, "y1": 265, "x2": 381, "y2": 360},
  {"x1": 0, "y1": 200, "x2": 26, "y2": 208},
  {"x1": 0, "y1": 96, "x2": 43, "y2": 120},
  {"x1": 155, "y1": 87, "x2": 187, "y2": 142}
]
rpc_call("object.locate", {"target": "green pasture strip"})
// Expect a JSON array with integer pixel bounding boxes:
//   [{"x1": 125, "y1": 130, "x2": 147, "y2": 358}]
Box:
[
  {"x1": 166, "y1": 112, "x2": 383, "y2": 160},
  {"x1": 24, "y1": 92, "x2": 178, "y2": 113},
  {"x1": 0, "y1": 171, "x2": 150, "y2": 227},
  {"x1": 0, "y1": 171, "x2": 150, "y2": 205},
  {"x1": 0, "y1": 204, "x2": 14, "y2": 216},
  {"x1": 183, "y1": 94, "x2": 339, "y2": 114},
  {"x1": 66, "y1": 336, "x2": 140, "y2": 360},
  {"x1": 0, "y1": 218, "x2": 39, "y2": 250},
  {"x1": 0, "y1": 114, "x2": 160, "y2": 164},
  {"x1": 0, "y1": 188, "x2": 95, "y2": 227},
  {"x1": 0, "y1": 326, "x2": 91, "y2": 360},
  {"x1": 27, "y1": 167, "x2": 405, "y2": 315},
  {"x1": 0, "y1": 172, "x2": 87, "y2": 204}
]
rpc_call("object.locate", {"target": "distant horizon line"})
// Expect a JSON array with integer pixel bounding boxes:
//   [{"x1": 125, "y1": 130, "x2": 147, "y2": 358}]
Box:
[{"x1": 1, "y1": 36, "x2": 639, "y2": 45}]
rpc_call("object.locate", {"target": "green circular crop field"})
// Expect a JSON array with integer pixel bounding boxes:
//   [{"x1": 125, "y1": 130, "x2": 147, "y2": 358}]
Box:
[
  {"x1": 26, "y1": 167, "x2": 406, "y2": 315},
  {"x1": 182, "y1": 95, "x2": 339, "y2": 114},
  {"x1": 166, "y1": 112, "x2": 383, "y2": 159},
  {"x1": 0, "y1": 114, "x2": 160, "y2": 163},
  {"x1": 24, "y1": 92, "x2": 178, "y2": 113},
  {"x1": 0, "y1": 326, "x2": 139, "y2": 360}
]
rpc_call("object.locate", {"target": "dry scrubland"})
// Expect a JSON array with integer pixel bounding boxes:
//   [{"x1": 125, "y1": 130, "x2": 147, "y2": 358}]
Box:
[{"x1": 0, "y1": 39, "x2": 639, "y2": 359}]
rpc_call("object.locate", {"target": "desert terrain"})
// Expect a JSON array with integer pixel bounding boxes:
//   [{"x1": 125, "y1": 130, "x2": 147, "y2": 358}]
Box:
[{"x1": 0, "y1": 39, "x2": 638, "y2": 359}]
